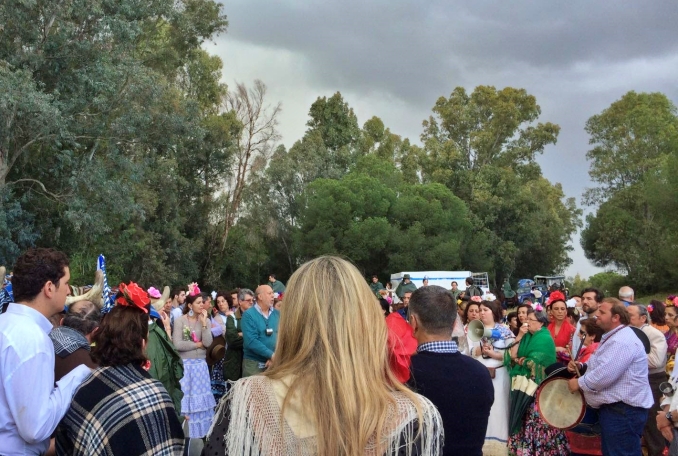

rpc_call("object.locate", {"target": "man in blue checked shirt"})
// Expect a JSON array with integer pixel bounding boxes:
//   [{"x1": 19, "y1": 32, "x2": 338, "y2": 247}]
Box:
[{"x1": 568, "y1": 297, "x2": 653, "y2": 456}]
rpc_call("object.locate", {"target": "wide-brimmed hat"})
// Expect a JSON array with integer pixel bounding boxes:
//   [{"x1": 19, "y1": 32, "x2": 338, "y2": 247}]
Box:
[
  {"x1": 403, "y1": 274, "x2": 411, "y2": 280},
  {"x1": 206, "y1": 335, "x2": 226, "y2": 366}
]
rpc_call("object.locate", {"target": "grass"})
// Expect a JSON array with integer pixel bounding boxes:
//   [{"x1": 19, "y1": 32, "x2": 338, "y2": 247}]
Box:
[{"x1": 636, "y1": 292, "x2": 675, "y2": 303}]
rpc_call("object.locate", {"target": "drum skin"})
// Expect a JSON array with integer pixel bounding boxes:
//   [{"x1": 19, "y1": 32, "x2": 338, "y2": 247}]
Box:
[{"x1": 536, "y1": 377, "x2": 586, "y2": 429}]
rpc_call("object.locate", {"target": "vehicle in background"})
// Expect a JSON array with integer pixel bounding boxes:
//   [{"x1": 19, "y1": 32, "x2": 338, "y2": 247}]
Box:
[
  {"x1": 515, "y1": 275, "x2": 566, "y2": 304},
  {"x1": 390, "y1": 271, "x2": 490, "y2": 298},
  {"x1": 534, "y1": 275, "x2": 566, "y2": 292}
]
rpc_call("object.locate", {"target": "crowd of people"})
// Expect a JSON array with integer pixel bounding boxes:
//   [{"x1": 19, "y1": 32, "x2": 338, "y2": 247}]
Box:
[{"x1": 0, "y1": 248, "x2": 676, "y2": 455}]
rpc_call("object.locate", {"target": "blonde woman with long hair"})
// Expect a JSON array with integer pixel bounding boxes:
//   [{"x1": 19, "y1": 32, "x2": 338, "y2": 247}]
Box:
[{"x1": 204, "y1": 256, "x2": 443, "y2": 455}]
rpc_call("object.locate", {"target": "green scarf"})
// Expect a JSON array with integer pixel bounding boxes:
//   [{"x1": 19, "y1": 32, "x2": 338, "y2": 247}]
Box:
[{"x1": 504, "y1": 326, "x2": 556, "y2": 385}]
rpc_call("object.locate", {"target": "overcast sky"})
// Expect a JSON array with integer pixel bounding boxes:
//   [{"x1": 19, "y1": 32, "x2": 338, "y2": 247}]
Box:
[{"x1": 205, "y1": 1, "x2": 678, "y2": 279}]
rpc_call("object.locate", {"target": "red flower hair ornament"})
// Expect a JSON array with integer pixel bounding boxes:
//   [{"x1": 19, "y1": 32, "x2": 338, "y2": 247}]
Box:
[
  {"x1": 115, "y1": 282, "x2": 150, "y2": 313},
  {"x1": 547, "y1": 291, "x2": 566, "y2": 305}
]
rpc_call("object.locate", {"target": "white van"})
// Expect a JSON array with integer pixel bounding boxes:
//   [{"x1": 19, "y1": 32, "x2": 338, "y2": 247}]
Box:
[{"x1": 389, "y1": 271, "x2": 490, "y2": 295}]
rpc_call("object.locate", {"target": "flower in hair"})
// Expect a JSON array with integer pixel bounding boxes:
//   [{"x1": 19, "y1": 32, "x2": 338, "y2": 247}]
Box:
[
  {"x1": 470, "y1": 296, "x2": 482, "y2": 303},
  {"x1": 482, "y1": 293, "x2": 496, "y2": 302},
  {"x1": 147, "y1": 287, "x2": 161, "y2": 299},
  {"x1": 115, "y1": 282, "x2": 150, "y2": 313},
  {"x1": 187, "y1": 282, "x2": 201, "y2": 297},
  {"x1": 534, "y1": 303, "x2": 543, "y2": 312},
  {"x1": 547, "y1": 291, "x2": 566, "y2": 305},
  {"x1": 647, "y1": 304, "x2": 654, "y2": 312}
]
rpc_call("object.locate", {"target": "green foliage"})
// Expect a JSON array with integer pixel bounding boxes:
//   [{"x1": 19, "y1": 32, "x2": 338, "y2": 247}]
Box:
[
  {"x1": 1, "y1": 2, "x2": 583, "y2": 295},
  {"x1": 421, "y1": 86, "x2": 559, "y2": 177},
  {"x1": 0, "y1": 188, "x2": 39, "y2": 265},
  {"x1": 584, "y1": 91, "x2": 678, "y2": 205},
  {"x1": 419, "y1": 86, "x2": 579, "y2": 284},
  {"x1": 565, "y1": 274, "x2": 591, "y2": 295},
  {"x1": 307, "y1": 92, "x2": 360, "y2": 153},
  {"x1": 296, "y1": 158, "x2": 471, "y2": 276},
  {"x1": 582, "y1": 91, "x2": 678, "y2": 292},
  {"x1": 0, "y1": 0, "x2": 232, "y2": 288},
  {"x1": 588, "y1": 272, "x2": 627, "y2": 297},
  {"x1": 0, "y1": 63, "x2": 62, "y2": 185}
]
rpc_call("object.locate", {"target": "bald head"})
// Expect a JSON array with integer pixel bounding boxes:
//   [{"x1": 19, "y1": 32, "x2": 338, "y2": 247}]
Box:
[
  {"x1": 618, "y1": 286, "x2": 634, "y2": 302},
  {"x1": 69, "y1": 300, "x2": 97, "y2": 314},
  {"x1": 255, "y1": 284, "x2": 274, "y2": 310}
]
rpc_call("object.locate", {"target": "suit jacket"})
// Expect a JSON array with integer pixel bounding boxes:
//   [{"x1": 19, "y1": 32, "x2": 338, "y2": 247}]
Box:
[
  {"x1": 409, "y1": 351, "x2": 494, "y2": 456},
  {"x1": 641, "y1": 323, "x2": 668, "y2": 372},
  {"x1": 223, "y1": 309, "x2": 244, "y2": 381}
]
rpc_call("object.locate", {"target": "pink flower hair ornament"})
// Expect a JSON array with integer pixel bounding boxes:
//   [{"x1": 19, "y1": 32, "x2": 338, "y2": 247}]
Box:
[
  {"x1": 147, "y1": 287, "x2": 162, "y2": 299},
  {"x1": 470, "y1": 296, "x2": 482, "y2": 303},
  {"x1": 187, "y1": 282, "x2": 201, "y2": 297},
  {"x1": 647, "y1": 304, "x2": 654, "y2": 312},
  {"x1": 534, "y1": 303, "x2": 544, "y2": 312}
]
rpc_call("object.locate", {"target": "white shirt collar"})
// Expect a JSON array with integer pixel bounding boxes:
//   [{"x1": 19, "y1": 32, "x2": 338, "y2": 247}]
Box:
[{"x1": 5, "y1": 303, "x2": 53, "y2": 334}]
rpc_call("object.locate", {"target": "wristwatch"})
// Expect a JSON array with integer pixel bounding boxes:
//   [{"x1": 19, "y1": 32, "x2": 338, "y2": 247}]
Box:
[{"x1": 666, "y1": 411, "x2": 674, "y2": 422}]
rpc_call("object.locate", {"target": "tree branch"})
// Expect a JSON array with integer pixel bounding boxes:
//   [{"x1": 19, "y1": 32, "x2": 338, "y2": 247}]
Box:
[{"x1": 6, "y1": 179, "x2": 70, "y2": 201}]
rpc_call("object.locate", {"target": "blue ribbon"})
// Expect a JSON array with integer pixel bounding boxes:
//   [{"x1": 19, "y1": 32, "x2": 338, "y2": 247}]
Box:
[{"x1": 97, "y1": 254, "x2": 114, "y2": 314}]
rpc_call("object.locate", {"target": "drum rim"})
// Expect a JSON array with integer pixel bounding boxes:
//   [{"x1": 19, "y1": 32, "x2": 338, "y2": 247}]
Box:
[{"x1": 536, "y1": 376, "x2": 586, "y2": 430}]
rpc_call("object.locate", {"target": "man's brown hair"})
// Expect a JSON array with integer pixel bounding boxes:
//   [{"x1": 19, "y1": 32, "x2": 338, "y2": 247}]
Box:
[
  {"x1": 12, "y1": 248, "x2": 69, "y2": 302},
  {"x1": 603, "y1": 297, "x2": 630, "y2": 325}
]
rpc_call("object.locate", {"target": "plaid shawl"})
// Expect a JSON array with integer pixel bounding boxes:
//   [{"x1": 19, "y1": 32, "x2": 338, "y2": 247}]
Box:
[
  {"x1": 49, "y1": 326, "x2": 91, "y2": 357},
  {"x1": 56, "y1": 364, "x2": 185, "y2": 455}
]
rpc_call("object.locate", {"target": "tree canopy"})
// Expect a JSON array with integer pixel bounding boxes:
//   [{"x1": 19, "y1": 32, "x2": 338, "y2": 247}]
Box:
[
  {"x1": 582, "y1": 91, "x2": 678, "y2": 292},
  {"x1": 0, "y1": 2, "x2": 583, "y2": 291}
]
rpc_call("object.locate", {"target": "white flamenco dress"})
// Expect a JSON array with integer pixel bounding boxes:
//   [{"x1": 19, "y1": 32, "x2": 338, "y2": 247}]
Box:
[{"x1": 466, "y1": 323, "x2": 514, "y2": 456}]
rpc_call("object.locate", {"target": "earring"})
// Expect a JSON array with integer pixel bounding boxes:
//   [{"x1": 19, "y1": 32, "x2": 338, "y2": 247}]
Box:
[{"x1": 188, "y1": 309, "x2": 194, "y2": 317}]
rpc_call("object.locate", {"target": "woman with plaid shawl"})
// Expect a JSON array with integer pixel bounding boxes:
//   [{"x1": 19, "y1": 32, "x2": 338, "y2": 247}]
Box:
[{"x1": 56, "y1": 282, "x2": 184, "y2": 455}]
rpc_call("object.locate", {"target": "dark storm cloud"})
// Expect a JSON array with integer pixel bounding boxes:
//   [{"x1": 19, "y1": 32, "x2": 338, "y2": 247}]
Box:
[{"x1": 217, "y1": 0, "x2": 678, "y2": 105}]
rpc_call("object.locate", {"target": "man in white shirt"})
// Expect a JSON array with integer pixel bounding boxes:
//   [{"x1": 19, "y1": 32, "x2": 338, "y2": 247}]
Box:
[
  {"x1": 571, "y1": 287, "x2": 604, "y2": 356},
  {"x1": 169, "y1": 286, "x2": 186, "y2": 328},
  {"x1": 0, "y1": 248, "x2": 91, "y2": 455}
]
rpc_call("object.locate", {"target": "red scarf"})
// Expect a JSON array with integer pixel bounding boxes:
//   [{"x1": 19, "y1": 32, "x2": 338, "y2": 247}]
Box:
[
  {"x1": 385, "y1": 312, "x2": 418, "y2": 383},
  {"x1": 548, "y1": 319, "x2": 575, "y2": 349}
]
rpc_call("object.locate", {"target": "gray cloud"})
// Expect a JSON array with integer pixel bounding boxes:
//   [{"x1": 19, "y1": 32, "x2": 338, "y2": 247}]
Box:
[{"x1": 209, "y1": 0, "x2": 678, "y2": 277}]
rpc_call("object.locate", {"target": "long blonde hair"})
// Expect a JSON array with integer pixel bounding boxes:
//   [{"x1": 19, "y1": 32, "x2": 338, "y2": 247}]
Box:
[{"x1": 264, "y1": 256, "x2": 424, "y2": 455}]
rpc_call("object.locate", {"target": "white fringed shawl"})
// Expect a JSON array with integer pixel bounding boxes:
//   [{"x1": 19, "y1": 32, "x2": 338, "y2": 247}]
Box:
[{"x1": 208, "y1": 376, "x2": 444, "y2": 455}]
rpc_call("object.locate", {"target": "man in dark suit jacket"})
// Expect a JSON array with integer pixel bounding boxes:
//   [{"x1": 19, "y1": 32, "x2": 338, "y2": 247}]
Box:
[{"x1": 408, "y1": 285, "x2": 494, "y2": 456}]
